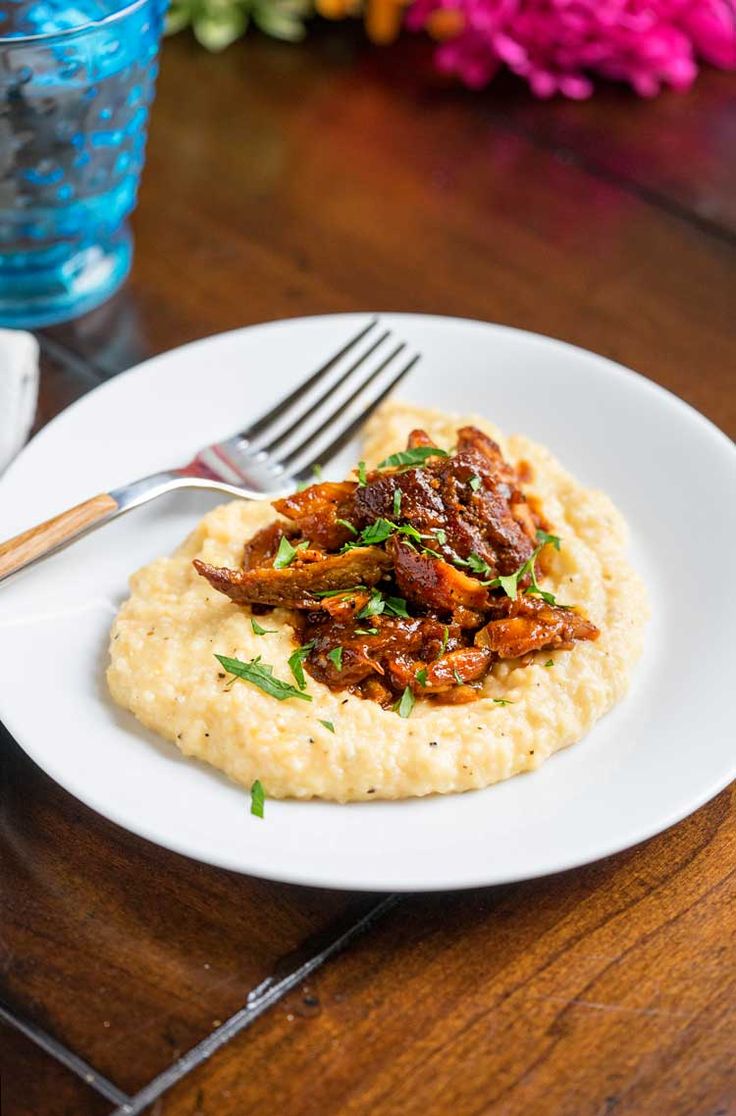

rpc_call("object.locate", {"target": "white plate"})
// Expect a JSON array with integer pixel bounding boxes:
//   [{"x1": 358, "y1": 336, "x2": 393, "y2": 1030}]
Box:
[{"x1": 1, "y1": 314, "x2": 734, "y2": 892}]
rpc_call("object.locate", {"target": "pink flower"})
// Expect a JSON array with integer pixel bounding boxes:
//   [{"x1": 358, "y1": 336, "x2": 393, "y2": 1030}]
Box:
[{"x1": 405, "y1": 0, "x2": 736, "y2": 97}]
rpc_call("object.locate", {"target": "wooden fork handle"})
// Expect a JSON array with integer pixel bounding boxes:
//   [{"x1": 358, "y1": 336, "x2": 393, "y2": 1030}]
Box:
[{"x1": 0, "y1": 492, "x2": 120, "y2": 582}]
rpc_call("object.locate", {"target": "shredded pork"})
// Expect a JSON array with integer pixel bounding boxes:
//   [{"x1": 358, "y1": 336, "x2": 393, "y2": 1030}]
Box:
[{"x1": 194, "y1": 427, "x2": 599, "y2": 706}]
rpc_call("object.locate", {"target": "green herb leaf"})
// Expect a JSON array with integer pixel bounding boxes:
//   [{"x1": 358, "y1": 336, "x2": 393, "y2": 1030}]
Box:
[
  {"x1": 359, "y1": 518, "x2": 396, "y2": 545},
  {"x1": 492, "y1": 572, "x2": 521, "y2": 598},
  {"x1": 397, "y1": 523, "x2": 425, "y2": 543},
  {"x1": 273, "y1": 536, "x2": 309, "y2": 570},
  {"x1": 487, "y1": 545, "x2": 545, "y2": 600},
  {"x1": 466, "y1": 552, "x2": 492, "y2": 576},
  {"x1": 384, "y1": 595, "x2": 409, "y2": 618},
  {"x1": 327, "y1": 646, "x2": 344, "y2": 672},
  {"x1": 526, "y1": 549, "x2": 558, "y2": 605},
  {"x1": 536, "y1": 529, "x2": 561, "y2": 551},
  {"x1": 527, "y1": 585, "x2": 558, "y2": 606},
  {"x1": 312, "y1": 463, "x2": 323, "y2": 480},
  {"x1": 394, "y1": 686, "x2": 415, "y2": 718},
  {"x1": 318, "y1": 719, "x2": 336, "y2": 734},
  {"x1": 469, "y1": 475, "x2": 481, "y2": 493},
  {"x1": 287, "y1": 643, "x2": 314, "y2": 689},
  {"x1": 357, "y1": 588, "x2": 385, "y2": 619},
  {"x1": 357, "y1": 460, "x2": 367, "y2": 486},
  {"x1": 377, "y1": 446, "x2": 449, "y2": 469},
  {"x1": 544, "y1": 659, "x2": 554, "y2": 668},
  {"x1": 312, "y1": 585, "x2": 367, "y2": 598},
  {"x1": 355, "y1": 627, "x2": 379, "y2": 636},
  {"x1": 251, "y1": 618, "x2": 276, "y2": 636},
  {"x1": 393, "y1": 489, "x2": 402, "y2": 517},
  {"x1": 217, "y1": 654, "x2": 312, "y2": 702},
  {"x1": 415, "y1": 668, "x2": 428, "y2": 687},
  {"x1": 493, "y1": 698, "x2": 515, "y2": 706},
  {"x1": 440, "y1": 626, "x2": 449, "y2": 655},
  {"x1": 432, "y1": 528, "x2": 447, "y2": 546},
  {"x1": 250, "y1": 779, "x2": 265, "y2": 818},
  {"x1": 453, "y1": 669, "x2": 464, "y2": 685},
  {"x1": 336, "y1": 518, "x2": 358, "y2": 536}
]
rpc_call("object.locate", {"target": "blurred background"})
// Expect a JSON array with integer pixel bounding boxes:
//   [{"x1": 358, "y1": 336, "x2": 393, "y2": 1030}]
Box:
[{"x1": 27, "y1": 2, "x2": 734, "y2": 435}]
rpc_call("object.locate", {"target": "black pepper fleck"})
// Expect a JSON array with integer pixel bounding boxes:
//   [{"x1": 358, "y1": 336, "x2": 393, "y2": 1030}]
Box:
[
  {"x1": 428, "y1": 741, "x2": 438, "y2": 747},
  {"x1": 367, "y1": 788, "x2": 375, "y2": 794}
]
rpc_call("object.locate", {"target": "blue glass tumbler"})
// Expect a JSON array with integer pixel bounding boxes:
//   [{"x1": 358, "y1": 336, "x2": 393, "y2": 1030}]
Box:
[{"x1": 0, "y1": 0, "x2": 164, "y2": 327}]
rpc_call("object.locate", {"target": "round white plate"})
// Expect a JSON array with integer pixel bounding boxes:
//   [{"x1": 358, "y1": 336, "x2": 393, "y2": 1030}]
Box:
[{"x1": 1, "y1": 314, "x2": 734, "y2": 892}]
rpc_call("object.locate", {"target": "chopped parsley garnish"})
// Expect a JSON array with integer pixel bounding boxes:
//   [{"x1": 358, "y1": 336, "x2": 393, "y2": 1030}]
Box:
[
  {"x1": 544, "y1": 659, "x2": 554, "y2": 668},
  {"x1": 415, "y1": 668, "x2": 428, "y2": 687},
  {"x1": 397, "y1": 523, "x2": 425, "y2": 543},
  {"x1": 251, "y1": 618, "x2": 276, "y2": 636},
  {"x1": 327, "y1": 646, "x2": 344, "y2": 671},
  {"x1": 336, "y1": 518, "x2": 357, "y2": 536},
  {"x1": 342, "y1": 518, "x2": 426, "y2": 552},
  {"x1": 432, "y1": 528, "x2": 447, "y2": 546},
  {"x1": 440, "y1": 626, "x2": 449, "y2": 654},
  {"x1": 357, "y1": 588, "x2": 409, "y2": 619},
  {"x1": 394, "y1": 686, "x2": 415, "y2": 718},
  {"x1": 360, "y1": 518, "x2": 396, "y2": 546},
  {"x1": 466, "y1": 552, "x2": 492, "y2": 576},
  {"x1": 312, "y1": 585, "x2": 367, "y2": 598},
  {"x1": 493, "y1": 698, "x2": 515, "y2": 706},
  {"x1": 384, "y1": 595, "x2": 409, "y2": 617},
  {"x1": 487, "y1": 545, "x2": 557, "y2": 605},
  {"x1": 273, "y1": 536, "x2": 309, "y2": 570},
  {"x1": 525, "y1": 553, "x2": 558, "y2": 606},
  {"x1": 393, "y1": 489, "x2": 402, "y2": 517},
  {"x1": 355, "y1": 627, "x2": 379, "y2": 636},
  {"x1": 453, "y1": 669, "x2": 464, "y2": 685},
  {"x1": 377, "y1": 446, "x2": 449, "y2": 469},
  {"x1": 469, "y1": 475, "x2": 481, "y2": 492},
  {"x1": 287, "y1": 642, "x2": 314, "y2": 690},
  {"x1": 250, "y1": 779, "x2": 265, "y2": 818},
  {"x1": 357, "y1": 460, "x2": 368, "y2": 486},
  {"x1": 357, "y1": 588, "x2": 385, "y2": 619},
  {"x1": 216, "y1": 654, "x2": 312, "y2": 702},
  {"x1": 318, "y1": 719, "x2": 336, "y2": 733},
  {"x1": 536, "y1": 529, "x2": 561, "y2": 551}
]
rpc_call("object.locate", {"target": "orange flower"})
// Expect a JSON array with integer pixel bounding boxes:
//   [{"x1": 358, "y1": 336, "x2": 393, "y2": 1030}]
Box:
[{"x1": 315, "y1": 0, "x2": 408, "y2": 43}]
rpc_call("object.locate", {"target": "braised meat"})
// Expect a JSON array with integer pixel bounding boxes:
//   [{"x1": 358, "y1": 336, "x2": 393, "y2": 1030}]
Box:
[
  {"x1": 194, "y1": 426, "x2": 599, "y2": 707},
  {"x1": 273, "y1": 481, "x2": 357, "y2": 551},
  {"x1": 193, "y1": 546, "x2": 391, "y2": 608},
  {"x1": 475, "y1": 596, "x2": 600, "y2": 658}
]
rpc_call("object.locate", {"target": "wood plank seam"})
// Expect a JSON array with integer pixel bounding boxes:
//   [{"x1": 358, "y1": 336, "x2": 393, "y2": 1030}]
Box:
[
  {"x1": 105, "y1": 894, "x2": 401, "y2": 1116},
  {"x1": 0, "y1": 1000, "x2": 132, "y2": 1108},
  {"x1": 483, "y1": 112, "x2": 736, "y2": 249}
]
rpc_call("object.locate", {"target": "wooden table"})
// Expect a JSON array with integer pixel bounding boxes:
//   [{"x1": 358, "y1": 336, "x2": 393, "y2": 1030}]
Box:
[{"x1": 2, "y1": 26, "x2": 735, "y2": 1116}]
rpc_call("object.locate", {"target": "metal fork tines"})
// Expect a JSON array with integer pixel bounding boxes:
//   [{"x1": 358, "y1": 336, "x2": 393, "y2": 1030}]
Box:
[{"x1": 205, "y1": 318, "x2": 420, "y2": 485}]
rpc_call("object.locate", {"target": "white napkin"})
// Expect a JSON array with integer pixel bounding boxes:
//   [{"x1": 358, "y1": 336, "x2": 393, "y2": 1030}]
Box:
[{"x1": 0, "y1": 329, "x2": 39, "y2": 474}]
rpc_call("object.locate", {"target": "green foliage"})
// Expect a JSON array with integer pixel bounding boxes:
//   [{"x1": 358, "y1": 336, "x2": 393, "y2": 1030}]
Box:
[{"x1": 166, "y1": 0, "x2": 312, "y2": 49}]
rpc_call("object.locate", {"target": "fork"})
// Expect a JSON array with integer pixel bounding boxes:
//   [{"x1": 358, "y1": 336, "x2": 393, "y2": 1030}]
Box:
[{"x1": 0, "y1": 318, "x2": 419, "y2": 585}]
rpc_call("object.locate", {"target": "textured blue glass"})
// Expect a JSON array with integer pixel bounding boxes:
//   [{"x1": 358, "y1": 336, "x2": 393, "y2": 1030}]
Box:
[{"x1": 0, "y1": 0, "x2": 164, "y2": 326}]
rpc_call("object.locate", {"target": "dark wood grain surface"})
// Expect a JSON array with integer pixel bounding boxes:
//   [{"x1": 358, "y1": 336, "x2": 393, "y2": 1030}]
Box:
[
  {"x1": 1, "y1": 23, "x2": 734, "y2": 1116},
  {"x1": 0, "y1": 1025, "x2": 110, "y2": 1116}
]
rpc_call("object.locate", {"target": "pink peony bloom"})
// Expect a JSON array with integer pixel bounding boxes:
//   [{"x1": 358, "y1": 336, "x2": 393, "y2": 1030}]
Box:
[{"x1": 405, "y1": 0, "x2": 736, "y2": 97}]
